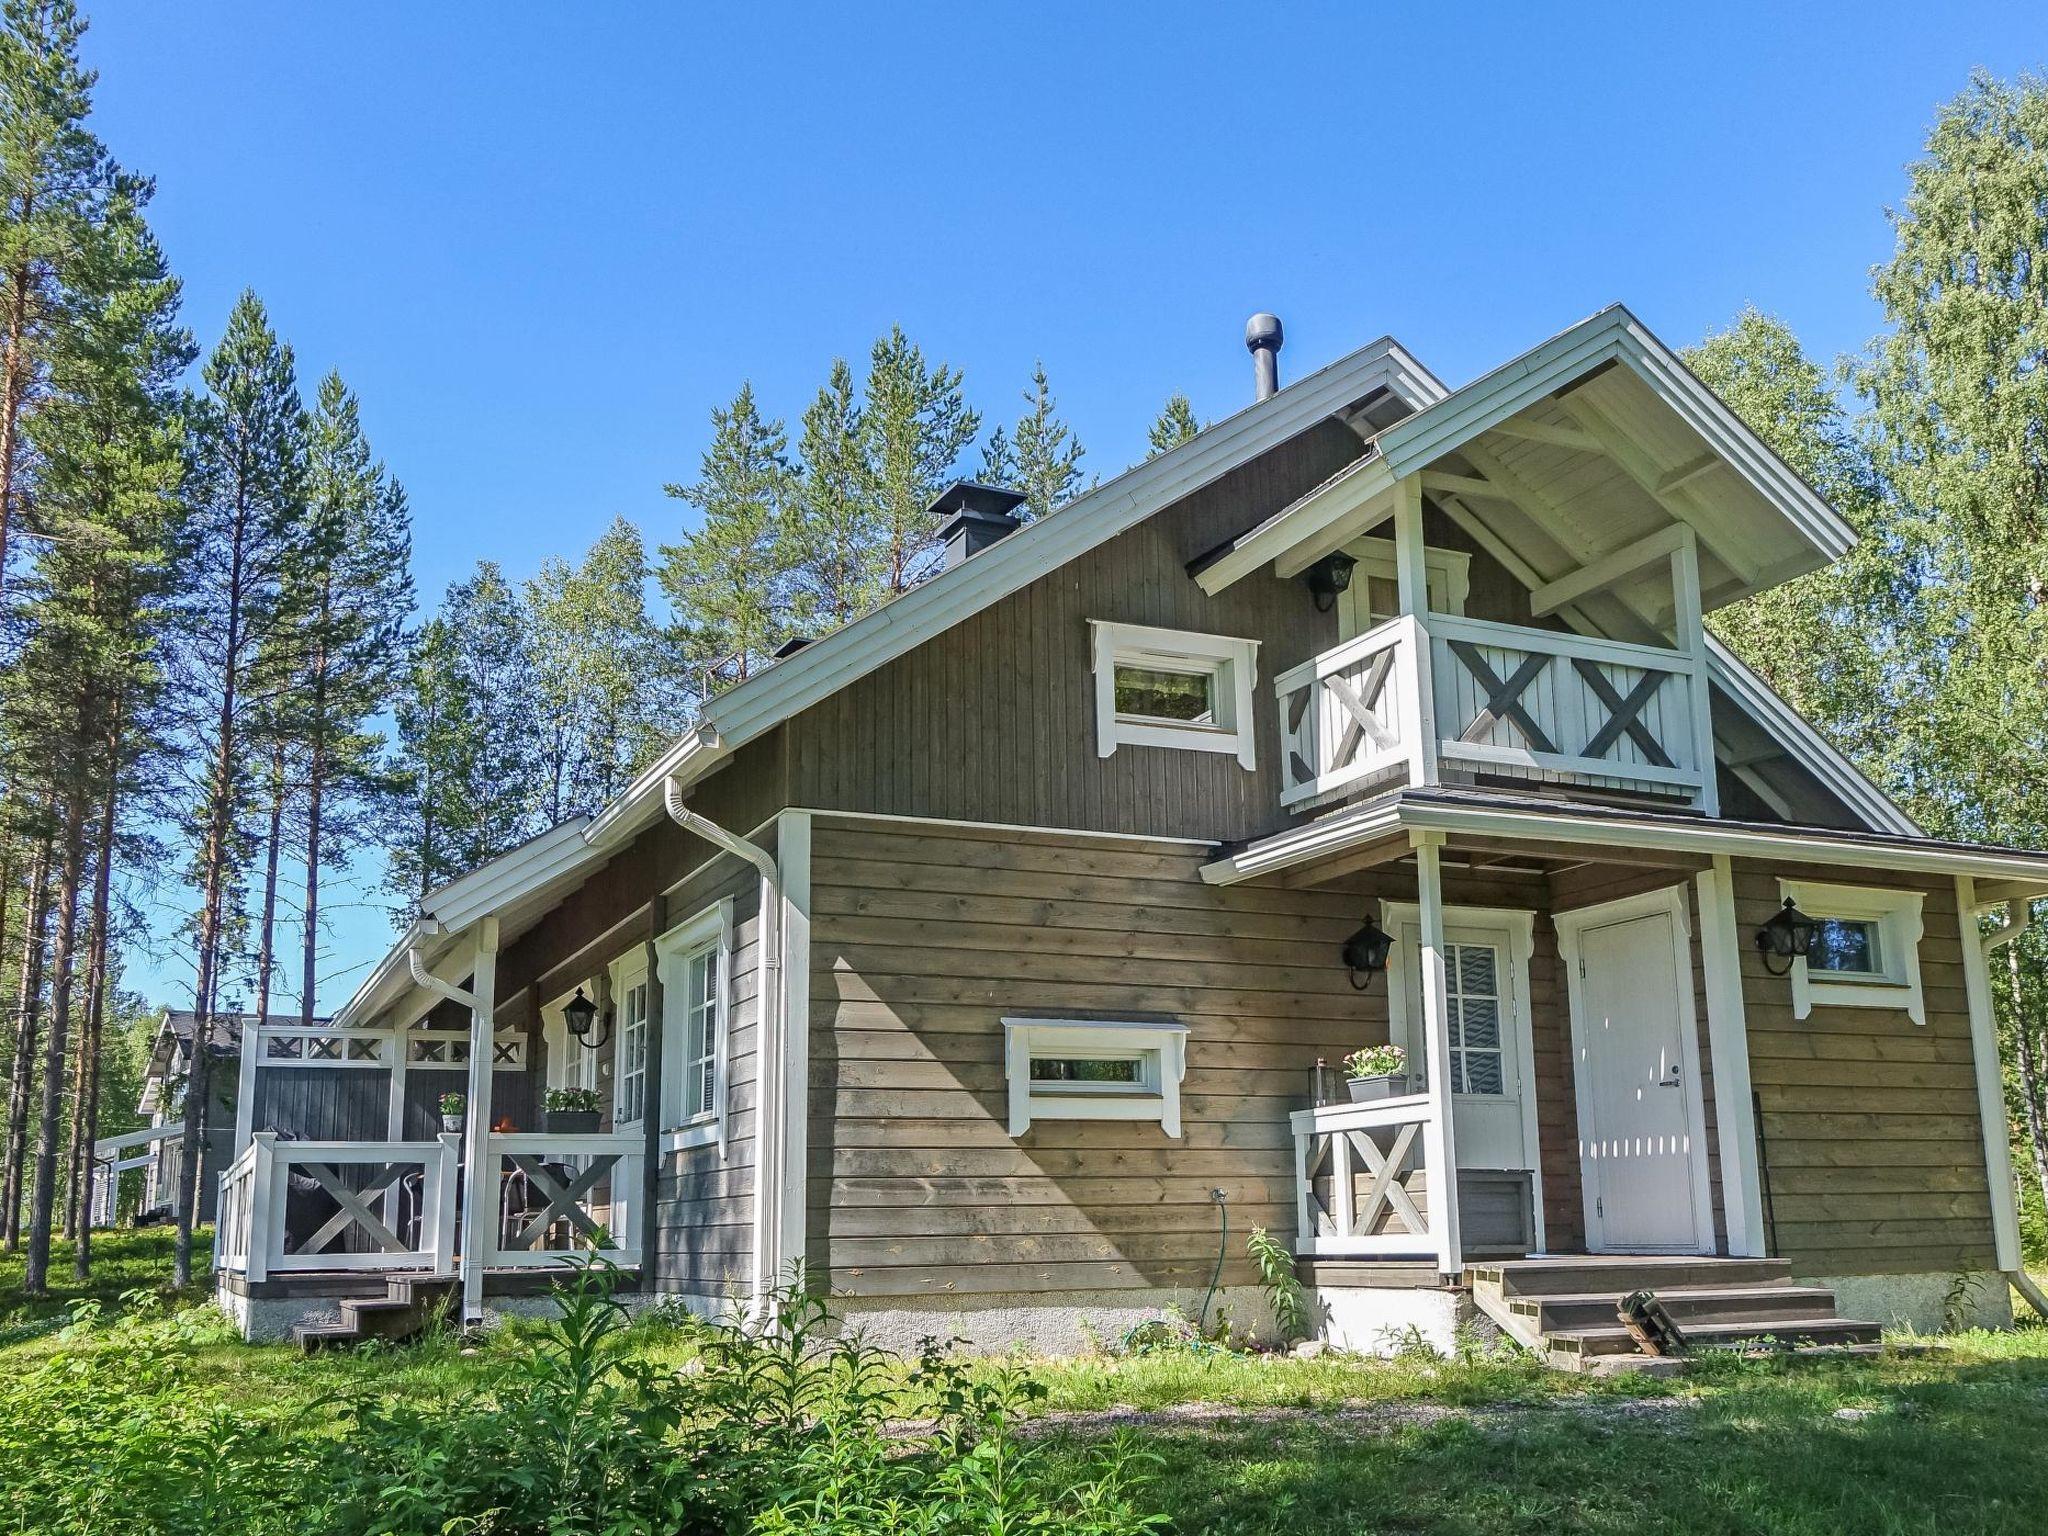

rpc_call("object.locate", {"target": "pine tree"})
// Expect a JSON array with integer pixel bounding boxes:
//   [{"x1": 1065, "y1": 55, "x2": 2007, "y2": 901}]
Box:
[
  {"x1": 292, "y1": 373, "x2": 410, "y2": 1019},
  {"x1": 781, "y1": 359, "x2": 883, "y2": 631},
  {"x1": 0, "y1": 0, "x2": 121, "y2": 592},
  {"x1": 525, "y1": 519, "x2": 672, "y2": 818},
  {"x1": 166, "y1": 290, "x2": 302, "y2": 1287},
  {"x1": 388, "y1": 563, "x2": 537, "y2": 905},
  {"x1": 1147, "y1": 394, "x2": 1201, "y2": 457},
  {"x1": 659, "y1": 383, "x2": 794, "y2": 686},
  {"x1": 981, "y1": 361, "x2": 1085, "y2": 521},
  {"x1": 861, "y1": 329, "x2": 978, "y2": 592}
]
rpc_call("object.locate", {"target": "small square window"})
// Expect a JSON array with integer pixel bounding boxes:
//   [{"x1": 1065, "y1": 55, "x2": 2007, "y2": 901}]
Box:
[
  {"x1": 1114, "y1": 663, "x2": 1217, "y2": 726},
  {"x1": 1090, "y1": 622, "x2": 1259, "y2": 768},
  {"x1": 1808, "y1": 918, "x2": 1883, "y2": 976}
]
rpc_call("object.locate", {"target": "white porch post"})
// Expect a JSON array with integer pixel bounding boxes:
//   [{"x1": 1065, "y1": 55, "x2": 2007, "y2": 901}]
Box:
[
  {"x1": 1669, "y1": 528, "x2": 1720, "y2": 817},
  {"x1": 460, "y1": 915, "x2": 500, "y2": 1324},
  {"x1": 233, "y1": 1011, "x2": 261, "y2": 1158},
  {"x1": 1696, "y1": 857, "x2": 1765, "y2": 1256},
  {"x1": 1411, "y1": 829, "x2": 1462, "y2": 1274},
  {"x1": 1392, "y1": 473, "x2": 1441, "y2": 788}
]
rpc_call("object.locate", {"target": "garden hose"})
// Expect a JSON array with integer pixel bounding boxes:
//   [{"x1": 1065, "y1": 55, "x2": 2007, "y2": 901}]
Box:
[{"x1": 1198, "y1": 1188, "x2": 1228, "y2": 1336}]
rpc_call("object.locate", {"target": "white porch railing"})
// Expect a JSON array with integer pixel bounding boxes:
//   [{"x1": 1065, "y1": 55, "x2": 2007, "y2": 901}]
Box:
[
  {"x1": 1291, "y1": 1094, "x2": 1441, "y2": 1263},
  {"x1": 480, "y1": 1132, "x2": 643, "y2": 1270},
  {"x1": 1427, "y1": 615, "x2": 1706, "y2": 797},
  {"x1": 1274, "y1": 616, "x2": 1421, "y2": 808},
  {"x1": 216, "y1": 1131, "x2": 461, "y2": 1283}
]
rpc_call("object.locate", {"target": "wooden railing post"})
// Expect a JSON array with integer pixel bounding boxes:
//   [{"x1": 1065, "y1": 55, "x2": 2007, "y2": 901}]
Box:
[
  {"x1": 244, "y1": 1133, "x2": 277, "y2": 1283},
  {"x1": 429, "y1": 1131, "x2": 461, "y2": 1276}
]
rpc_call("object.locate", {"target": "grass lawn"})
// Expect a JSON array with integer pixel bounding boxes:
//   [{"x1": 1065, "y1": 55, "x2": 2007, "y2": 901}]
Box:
[{"x1": 7, "y1": 1228, "x2": 2048, "y2": 1533}]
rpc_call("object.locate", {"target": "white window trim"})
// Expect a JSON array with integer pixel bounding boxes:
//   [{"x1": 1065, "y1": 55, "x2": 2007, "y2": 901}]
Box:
[
  {"x1": 1339, "y1": 535, "x2": 1470, "y2": 637},
  {"x1": 1781, "y1": 879, "x2": 1926, "y2": 1026},
  {"x1": 1089, "y1": 620, "x2": 1259, "y2": 769},
  {"x1": 606, "y1": 948, "x2": 652, "y2": 1134},
  {"x1": 542, "y1": 983, "x2": 600, "y2": 1096},
  {"x1": 654, "y1": 898, "x2": 734, "y2": 1154},
  {"x1": 1001, "y1": 1017, "x2": 1189, "y2": 1137}
]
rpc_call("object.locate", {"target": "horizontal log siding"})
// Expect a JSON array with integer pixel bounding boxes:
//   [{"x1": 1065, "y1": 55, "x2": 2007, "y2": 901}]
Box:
[
  {"x1": 1733, "y1": 859, "x2": 1998, "y2": 1276},
  {"x1": 805, "y1": 818, "x2": 1388, "y2": 1298}
]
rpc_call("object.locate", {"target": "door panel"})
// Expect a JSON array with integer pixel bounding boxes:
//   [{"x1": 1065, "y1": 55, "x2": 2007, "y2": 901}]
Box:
[
  {"x1": 1398, "y1": 921, "x2": 1528, "y2": 1171},
  {"x1": 1574, "y1": 910, "x2": 1702, "y2": 1252}
]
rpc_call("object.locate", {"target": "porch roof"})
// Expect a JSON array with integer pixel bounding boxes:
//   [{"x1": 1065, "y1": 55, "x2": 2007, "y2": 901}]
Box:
[{"x1": 1199, "y1": 785, "x2": 2048, "y2": 902}]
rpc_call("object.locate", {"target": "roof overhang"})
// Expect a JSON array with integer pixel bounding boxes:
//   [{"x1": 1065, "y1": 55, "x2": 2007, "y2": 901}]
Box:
[
  {"x1": 1200, "y1": 789, "x2": 2048, "y2": 898},
  {"x1": 1193, "y1": 305, "x2": 1858, "y2": 629}
]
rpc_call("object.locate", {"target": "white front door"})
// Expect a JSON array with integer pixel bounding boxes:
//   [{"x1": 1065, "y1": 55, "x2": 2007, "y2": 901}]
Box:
[
  {"x1": 1390, "y1": 910, "x2": 1537, "y2": 1174},
  {"x1": 1562, "y1": 889, "x2": 1711, "y2": 1254}
]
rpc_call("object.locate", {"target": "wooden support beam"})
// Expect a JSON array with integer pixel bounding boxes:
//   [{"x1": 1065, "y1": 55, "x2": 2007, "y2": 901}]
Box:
[
  {"x1": 1419, "y1": 468, "x2": 1506, "y2": 502},
  {"x1": 1281, "y1": 833, "x2": 1413, "y2": 888},
  {"x1": 1974, "y1": 879, "x2": 2048, "y2": 909},
  {"x1": 1529, "y1": 523, "x2": 1689, "y2": 618},
  {"x1": 1485, "y1": 416, "x2": 1603, "y2": 454},
  {"x1": 1656, "y1": 452, "x2": 1721, "y2": 496},
  {"x1": 1453, "y1": 834, "x2": 1711, "y2": 873},
  {"x1": 1454, "y1": 438, "x2": 1602, "y2": 564}
]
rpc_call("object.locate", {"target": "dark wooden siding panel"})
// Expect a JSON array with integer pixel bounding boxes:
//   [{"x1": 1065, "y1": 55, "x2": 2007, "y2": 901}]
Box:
[
  {"x1": 806, "y1": 817, "x2": 1385, "y2": 1297},
  {"x1": 253, "y1": 1066, "x2": 390, "y2": 1142},
  {"x1": 1733, "y1": 859, "x2": 1996, "y2": 1275}
]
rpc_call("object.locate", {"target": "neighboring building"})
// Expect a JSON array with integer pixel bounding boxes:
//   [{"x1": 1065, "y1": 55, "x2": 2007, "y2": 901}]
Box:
[{"x1": 211, "y1": 307, "x2": 2046, "y2": 1361}]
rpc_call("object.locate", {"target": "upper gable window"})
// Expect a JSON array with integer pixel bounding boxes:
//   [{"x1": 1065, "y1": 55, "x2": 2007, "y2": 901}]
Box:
[
  {"x1": 1781, "y1": 879, "x2": 1926, "y2": 1026},
  {"x1": 1339, "y1": 537, "x2": 1470, "y2": 638},
  {"x1": 1089, "y1": 621, "x2": 1259, "y2": 768}
]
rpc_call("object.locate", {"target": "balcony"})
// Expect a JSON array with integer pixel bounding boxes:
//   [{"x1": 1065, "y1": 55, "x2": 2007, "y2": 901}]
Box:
[{"x1": 1274, "y1": 614, "x2": 1712, "y2": 812}]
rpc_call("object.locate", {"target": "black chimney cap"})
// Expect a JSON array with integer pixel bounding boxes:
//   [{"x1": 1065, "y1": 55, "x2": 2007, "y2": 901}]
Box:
[
  {"x1": 928, "y1": 480, "x2": 1029, "y2": 524},
  {"x1": 772, "y1": 636, "x2": 813, "y2": 660}
]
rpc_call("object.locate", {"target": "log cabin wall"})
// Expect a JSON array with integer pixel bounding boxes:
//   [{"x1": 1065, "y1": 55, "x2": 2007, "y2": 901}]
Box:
[{"x1": 1730, "y1": 859, "x2": 1998, "y2": 1277}]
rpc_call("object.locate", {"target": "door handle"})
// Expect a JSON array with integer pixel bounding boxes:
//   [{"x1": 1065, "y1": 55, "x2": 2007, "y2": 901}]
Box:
[{"x1": 1657, "y1": 1066, "x2": 1682, "y2": 1089}]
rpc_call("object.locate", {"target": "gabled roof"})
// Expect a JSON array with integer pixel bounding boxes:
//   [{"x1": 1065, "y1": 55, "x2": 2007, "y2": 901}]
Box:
[{"x1": 1190, "y1": 305, "x2": 1857, "y2": 614}]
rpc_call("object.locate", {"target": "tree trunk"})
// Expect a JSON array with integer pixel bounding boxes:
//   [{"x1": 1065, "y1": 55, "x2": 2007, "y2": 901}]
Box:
[
  {"x1": 301, "y1": 715, "x2": 324, "y2": 1025},
  {"x1": 1, "y1": 835, "x2": 51, "y2": 1250},
  {"x1": 0, "y1": 248, "x2": 38, "y2": 598},
  {"x1": 2006, "y1": 942, "x2": 2048, "y2": 1218},
  {"x1": 70, "y1": 722, "x2": 120, "y2": 1279},
  {"x1": 23, "y1": 787, "x2": 87, "y2": 1294},
  {"x1": 252, "y1": 739, "x2": 287, "y2": 1026}
]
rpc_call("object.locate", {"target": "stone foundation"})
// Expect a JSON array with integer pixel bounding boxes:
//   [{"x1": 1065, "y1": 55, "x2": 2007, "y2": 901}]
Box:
[{"x1": 1807, "y1": 1269, "x2": 2015, "y2": 1334}]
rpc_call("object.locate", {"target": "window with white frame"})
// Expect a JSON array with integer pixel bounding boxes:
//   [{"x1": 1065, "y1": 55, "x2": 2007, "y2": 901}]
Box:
[
  {"x1": 1781, "y1": 879, "x2": 1927, "y2": 1026},
  {"x1": 1089, "y1": 621, "x2": 1259, "y2": 768},
  {"x1": 1338, "y1": 536, "x2": 1470, "y2": 638},
  {"x1": 655, "y1": 899, "x2": 733, "y2": 1151},
  {"x1": 1001, "y1": 1018, "x2": 1189, "y2": 1137},
  {"x1": 609, "y1": 954, "x2": 651, "y2": 1129}
]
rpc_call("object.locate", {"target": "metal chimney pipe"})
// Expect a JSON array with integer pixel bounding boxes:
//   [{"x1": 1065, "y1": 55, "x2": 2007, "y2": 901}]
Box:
[{"x1": 1245, "y1": 313, "x2": 1283, "y2": 401}]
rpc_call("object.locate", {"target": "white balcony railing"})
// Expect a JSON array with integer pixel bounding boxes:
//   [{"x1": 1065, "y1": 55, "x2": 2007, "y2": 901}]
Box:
[
  {"x1": 1274, "y1": 616, "x2": 1420, "y2": 808},
  {"x1": 480, "y1": 1132, "x2": 643, "y2": 1270},
  {"x1": 1290, "y1": 1094, "x2": 1439, "y2": 1261},
  {"x1": 1274, "y1": 614, "x2": 1709, "y2": 809},
  {"x1": 217, "y1": 1132, "x2": 460, "y2": 1283},
  {"x1": 1427, "y1": 615, "x2": 1707, "y2": 797}
]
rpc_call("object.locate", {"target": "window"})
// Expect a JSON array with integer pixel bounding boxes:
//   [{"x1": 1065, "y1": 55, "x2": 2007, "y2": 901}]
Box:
[
  {"x1": 1781, "y1": 880, "x2": 1926, "y2": 1026},
  {"x1": 543, "y1": 983, "x2": 600, "y2": 1096},
  {"x1": 654, "y1": 899, "x2": 733, "y2": 1152},
  {"x1": 609, "y1": 954, "x2": 650, "y2": 1130},
  {"x1": 1089, "y1": 621, "x2": 1259, "y2": 768},
  {"x1": 1002, "y1": 1018, "x2": 1189, "y2": 1137},
  {"x1": 1337, "y1": 537, "x2": 1470, "y2": 639},
  {"x1": 1445, "y1": 942, "x2": 1505, "y2": 1096}
]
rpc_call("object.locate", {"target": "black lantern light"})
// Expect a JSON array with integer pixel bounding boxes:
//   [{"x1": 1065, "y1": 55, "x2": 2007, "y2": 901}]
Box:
[
  {"x1": 1304, "y1": 551, "x2": 1358, "y2": 613},
  {"x1": 1754, "y1": 897, "x2": 1819, "y2": 977},
  {"x1": 1341, "y1": 913, "x2": 1396, "y2": 991},
  {"x1": 562, "y1": 986, "x2": 610, "y2": 1049}
]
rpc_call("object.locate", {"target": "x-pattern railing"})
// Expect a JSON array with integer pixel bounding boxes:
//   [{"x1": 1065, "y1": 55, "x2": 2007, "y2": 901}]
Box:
[
  {"x1": 1273, "y1": 618, "x2": 1416, "y2": 808},
  {"x1": 1291, "y1": 1097, "x2": 1437, "y2": 1259}
]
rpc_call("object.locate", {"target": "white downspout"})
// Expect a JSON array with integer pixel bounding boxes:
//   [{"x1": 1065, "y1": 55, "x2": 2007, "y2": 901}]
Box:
[
  {"x1": 664, "y1": 775, "x2": 784, "y2": 1324},
  {"x1": 1980, "y1": 899, "x2": 2048, "y2": 1322}
]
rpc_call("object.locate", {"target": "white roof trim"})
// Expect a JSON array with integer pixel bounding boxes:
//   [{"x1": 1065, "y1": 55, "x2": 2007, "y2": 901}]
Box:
[
  {"x1": 1200, "y1": 793, "x2": 2041, "y2": 889},
  {"x1": 1200, "y1": 305, "x2": 1857, "y2": 600},
  {"x1": 1704, "y1": 636, "x2": 1920, "y2": 838}
]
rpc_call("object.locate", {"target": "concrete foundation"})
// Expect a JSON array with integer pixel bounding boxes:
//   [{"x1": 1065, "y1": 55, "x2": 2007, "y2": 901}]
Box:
[
  {"x1": 825, "y1": 1285, "x2": 1283, "y2": 1355},
  {"x1": 1808, "y1": 1269, "x2": 2015, "y2": 1334},
  {"x1": 1312, "y1": 1284, "x2": 1471, "y2": 1356}
]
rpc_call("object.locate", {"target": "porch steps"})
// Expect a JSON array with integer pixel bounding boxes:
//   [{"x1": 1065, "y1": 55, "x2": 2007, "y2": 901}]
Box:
[
  {"x1": 292, "y1": 1276, "x2": 458, "y2": 1354},
  {"x1": 1467, "y1": 1258, "x2": 1883, "y2": 1372}
]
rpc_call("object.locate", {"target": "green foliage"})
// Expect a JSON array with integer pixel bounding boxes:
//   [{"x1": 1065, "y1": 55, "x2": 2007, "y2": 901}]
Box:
[
  {"x1": 980, "y1": 360, "x2": 1087, "y2": 521},
  {"x1": 1340, "y1": 1043, "x2": 1405, "y2": 1080},
  {"x1": 1146, "y1": 393, "x2": 1201, "y2": 457},
  {"x1": 862, "y1": 326, "x2": 980, "y2": 592},
  {"x1": 1247, "y1": 1225, "x2": 1308, "y2": 1343},
  {"x1": 542, "y1": 1084, "x2": 600, "y2": 1114}
]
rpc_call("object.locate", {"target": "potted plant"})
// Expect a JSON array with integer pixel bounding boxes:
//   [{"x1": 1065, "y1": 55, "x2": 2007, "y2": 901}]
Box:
[
  {"x1": 1341, "y1": 1043, "x2": 1409, "y2": 1102},
  {"x1": 438, "y1": 1091, "x2": 465, "y2": 1133},
  {"x1": 545, "y1": 1086, "x2": 603, "y2": 1135}
]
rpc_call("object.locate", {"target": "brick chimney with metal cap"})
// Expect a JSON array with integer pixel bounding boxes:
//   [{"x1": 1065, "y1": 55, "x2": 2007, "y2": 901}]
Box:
[
  {"x1": 931, "y1": 480, "x2": 1029, "y2": 569},
  {"x1": 1246, "y1": 312, "x2": 1283, "y2": 401}
]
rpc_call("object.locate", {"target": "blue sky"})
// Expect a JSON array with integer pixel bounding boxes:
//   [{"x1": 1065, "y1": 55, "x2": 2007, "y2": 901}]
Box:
[{"x1": 91, "y1": 2, "x2": 2044, "y2": 1012}]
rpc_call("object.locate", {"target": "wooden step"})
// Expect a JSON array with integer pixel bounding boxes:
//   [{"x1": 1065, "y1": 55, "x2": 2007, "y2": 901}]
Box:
[
  {"x1": 1515, "y1": 1284, "x2": 1838, "y2": 1333},
  {"x1": 1547, "y1": 1316, "x2": 1882, "y2": 1360},
  {"x1": 1472, "y1": 1256, "x2": 1793, "y2": 1298},
  {"x1": 293, "y1": 1276, "x2": 457, "y2": 1354}
]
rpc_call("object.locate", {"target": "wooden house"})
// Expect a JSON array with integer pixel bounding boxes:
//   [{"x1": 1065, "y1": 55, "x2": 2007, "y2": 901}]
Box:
[{"x1": 209, "y1": 307, "x2": 2047, "y2": 1362}]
